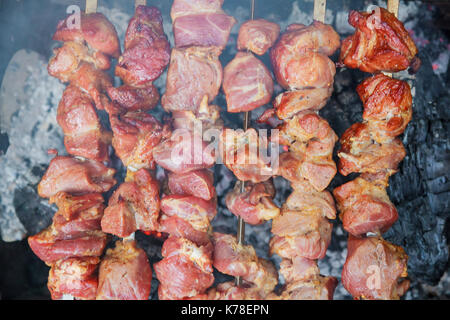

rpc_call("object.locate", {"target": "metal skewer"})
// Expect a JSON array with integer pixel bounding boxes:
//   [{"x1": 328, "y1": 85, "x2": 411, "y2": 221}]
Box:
[{"x1": 235, "y1": 0, "x2": 255, "y2": 287}]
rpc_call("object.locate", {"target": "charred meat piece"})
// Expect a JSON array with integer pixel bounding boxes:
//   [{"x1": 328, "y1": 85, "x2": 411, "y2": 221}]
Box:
[
  {"x1": 220, "y1": 128, "x2": 274, "y2": 183},
  {"x1": 225, "y1": 180, "x2": 280, "y2": 225},
  {"x1": 57, "y1": 85, "x2": 111, "y2": 162},
  {"x1": 270, "y1": 21, "x2": 340, "y2": 90},
  {"x1": 168, "y1": 169, "x2": 215, "y2": 201},
  {"x1": 340, "y1": 8, "x2": 419, "y2": 73},
  {"x1": 213, "y1": 233, "x2": 278, "y2": 297},
  {"x1": 171, "y1": 0, "x2": 236, "y2": 50},
  {"x1": 237, "y1": 19, "x2": 280, "y2": 55},
  {"x1": 154, "y1": 237, "x2": 214, "y2": 300},
  {"x1": 342, "y1": 236, "x2": 410, "y2": 300},
  {"x1": 162, "y1": 46, "x2": 223, "y2": 113},
  {"x1": 101, "y1": 169, "x2": 160, "y2": 238},
  {"x1": 333, "y1": 174, "x2": 398, "y2": 236},
  {"x1": 357, "y1": 74, "x2": 413, "y2": 143},
  {"x1": 337, "y1": 122, "x2": 406, "y2": 177},
  {"x1": 115, "y1": 6, "x2": 170, "y2": 86},
  {"x1": 223, "y1": 52, "x2": 274, "y2": 113},
  {"x1": 153, "y1": 128, "x2": 215, "y2": 174},
  {"x1": 96, "y1": 240, "x2": 152, "y2": 300},
  {"x1": 110, "y1": 112, "x2": 168, "y2": 170},
  {"x1": 48, "y1": 257, "x2": 100, "y2": 300},
  {"x1": 37, "y1": 156, "x2": 116, "y2": 198},
  {"x1": 106, "y1": 83, "x2": 160, "y2": 114},
  {"x1": 53, "y1": 12, "x2": 120, "y2": 58}
]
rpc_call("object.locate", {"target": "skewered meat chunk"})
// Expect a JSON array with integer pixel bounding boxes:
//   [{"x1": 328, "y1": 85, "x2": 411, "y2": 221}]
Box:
[
  {"x1": 110, "y1": 112, "x2": 168, "y2": 170},
  {"x1": 212, "y1": 233, "x2": 278, "y2": 297},
  {"x1": 270, "y1": 209, "x2": 332, "y2": 260},
  {"x1": 270, "y1": 21, "x2": 340, "y2": 91},
  {"x1": 67, "y1": 62, "x2": 113, "y2": 110},
  {"x1": 357, "y1": 74, "x2": 413, "y2": 143},
  {"x1": 333, "y1": 174, "x2": 398, "y2": 236},
  {"x1": 154, "y1": 128, "x2": 215, "y2": 174},
  {"x1": 284, "y1": 181, "x2": 336, "y2": 220},
  {"x1": 173, "y1": 13, "x2": 236, "y2": 50},
  {"x1": 279, "y1": 257, "x2": 319, "y2": 283},
  {"x1": 168, "y1": 170, "x2": 215, "y2": 201},
  {"x1": 106, "y1": 84, "x2": 160, "y2": 114},
  {"x1": 159, "y1": 215, "x2": 211, "y2": 247},
  {"x1": 49, "y1": 192, "x2": 105, "y2": 237},
  {"x1": 271, "y1": 256, "x2": 337, "y2": 300},
  {"x1": 48, "y1": 41, "x2": 111, "y2": 79},
  {"x1": 28, "y1": 191, "x2": 107, "y2": 264},
  {"x1": 237, "y1": 19, "x2": 280, "y2": 55},
  {"x1": 96, "y1": 240, "x2": 152, "y2": 300},
  {"x1": 223, "y1": 52, "x2": 274, "y2": 113},
  {"x1": 115, "y1": 6, "x2": 170, "y2": 86},
  {"x1": 342, "y1": 236, "x2": 410, "y2": 300},
  {"x1": 155, "y1": 237, "x2": 214, "y2": 300},
  {"x1": 37, "y1": 156, "x2": 116, "y2": 198},
  {"x1": 280, "y1": 111, "x2": 337, "y2": 157},
  {"x1": 172, "y1": 96, "x2": 224, "y2": 133},
  {"x1": 226, "y1": 180, "x2": 280, "y2": 225},
  {"x1": 170, "y1": 0, "x2": 224, "y2": 20},
  {"x1": 189, "y1": 282, "x2": 262, "y2": 300},
  {"x1": 57, "y1": 85, "x2": 111, "y2": 162},
  {"x1": 274, "y1": 275, "x2": 337, "y2": 300},
  {"x1": 48, "y1": 257, "x2": 100, "y2": 300},
  {"x1": 277, "y1": 111, "x2": 337, "y2": 191},
  {"x1": 220, "y1": 128, "x2": 273, "y2": 183},
  {"x1": 272, "y1": 87, "x2": 333, "y2": 120},
  {"x1": 53, "y1": 12, "x2": 121, "y2": 59},
  {"x1": 162, "y1": 46, "x2": 223, "y2": 113},
  {"x1": 275, "y1": 51, "x2": 336, "y2": 91},
  {"x1": 208, "y1": 282, "x2": 263, "y2": 300},
  {"x1": 28, "y1": 229, "x2": 107, "y2": 265},
  {"x1": 48, "y1": 45, "x2": 113, "y2": 110},
  {"x1": 340, "y1": 7, "x2": 419, "y2": 73},
  {"x1": 171, "y1": 0, "x2": 236, "y2": 50},
  {"x1": 160, "y1": 195, "x2": 217, "y2": 233},
  {"x1": 271, "y1": 182, "x2": 335, "y2": 260},
  {"x1": 101, "y1": 169, "x2": 160, "y2": 238},
  {"x1": 338, "y1": 122, "x2": 406, "y2": 177}
]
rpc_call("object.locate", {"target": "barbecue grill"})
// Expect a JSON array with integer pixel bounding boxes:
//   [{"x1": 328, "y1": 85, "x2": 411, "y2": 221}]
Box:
[{"x1": 0, "y1": 0, "x2": 448, "y2": 300}]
